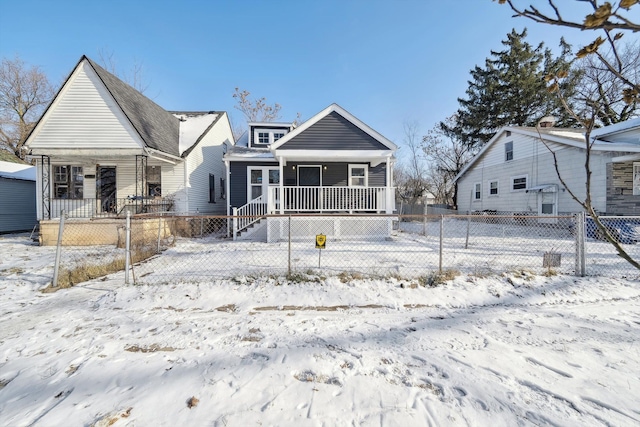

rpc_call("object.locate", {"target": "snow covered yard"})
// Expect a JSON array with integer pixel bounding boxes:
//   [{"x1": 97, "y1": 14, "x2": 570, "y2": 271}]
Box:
[{"x1": 1, "y1": 233, "x2": 640, "y2": 426}]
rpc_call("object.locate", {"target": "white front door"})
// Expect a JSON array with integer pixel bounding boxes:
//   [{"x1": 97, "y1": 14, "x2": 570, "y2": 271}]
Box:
[{"x1": 248, "y1": 167, "x2": 280, "y2": 204}]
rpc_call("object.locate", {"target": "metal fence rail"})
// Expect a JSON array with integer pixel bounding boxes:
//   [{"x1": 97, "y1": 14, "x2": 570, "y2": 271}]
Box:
[{"x1": 47, "y1": 213, "x2": 640, "y2": 287}]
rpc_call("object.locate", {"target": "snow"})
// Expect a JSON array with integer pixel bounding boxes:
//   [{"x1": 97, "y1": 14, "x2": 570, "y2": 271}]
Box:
[
  {"x1": 0, "y1": 161, "x2": 36, "y2": 181},
  {"x1": 1, "y1": 233, "x2": 640, "y2": 426},
  {"x1": 175, "y1": 113, "x2": 219, "y2": 155}
]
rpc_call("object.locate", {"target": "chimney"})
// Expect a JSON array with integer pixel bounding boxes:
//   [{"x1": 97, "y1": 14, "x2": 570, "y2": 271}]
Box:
[{"x1": 538, "y1": 116, "x2": 556, "y2": 128}]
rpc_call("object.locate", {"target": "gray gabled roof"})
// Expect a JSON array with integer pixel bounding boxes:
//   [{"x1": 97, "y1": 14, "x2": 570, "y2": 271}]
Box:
[{"x1": 85, "y1": 56, "x2": 180, "y2": 156}]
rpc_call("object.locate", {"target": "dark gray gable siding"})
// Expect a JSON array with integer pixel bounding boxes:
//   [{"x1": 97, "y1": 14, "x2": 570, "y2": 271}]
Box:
[
  {"x1": 279, "y1": 112, "x2": 389, "y2": 151},
  {"x1": 229, "y1": 161, "x2": 278, "y2": 208},
  {"x1": 86, "y1": 57, "x2": 180, "y2": 157}
]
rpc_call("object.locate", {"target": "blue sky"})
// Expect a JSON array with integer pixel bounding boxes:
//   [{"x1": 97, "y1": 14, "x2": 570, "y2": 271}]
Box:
[{"x1": 0, "y1": 0, "x2": 612, "y2": 154}]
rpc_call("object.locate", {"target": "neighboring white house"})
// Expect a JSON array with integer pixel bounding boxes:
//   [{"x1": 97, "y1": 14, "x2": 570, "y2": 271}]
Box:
[
  {"x1": 0, "y1": 160, "x2": 37, "y2": 233},
  {"x1": 455, "y1": 120, "x2": 640, "y2": 219},
  {"x1": 23, "y1": 55, "x2": 233, "y2": 221}
]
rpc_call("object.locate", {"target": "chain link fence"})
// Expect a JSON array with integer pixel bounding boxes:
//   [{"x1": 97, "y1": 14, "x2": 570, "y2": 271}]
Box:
[{"x1": 44, "y1": 212, "x2": 640, "y2": 288}]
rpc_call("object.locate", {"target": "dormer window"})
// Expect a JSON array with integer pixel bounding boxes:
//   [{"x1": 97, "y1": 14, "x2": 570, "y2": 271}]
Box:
[
  {"x1": 258, "y1": 132, "x2": 270, "y2": 144},
  {"x1": 252, "y1": 128, "x2": 289, "y2": 146}
]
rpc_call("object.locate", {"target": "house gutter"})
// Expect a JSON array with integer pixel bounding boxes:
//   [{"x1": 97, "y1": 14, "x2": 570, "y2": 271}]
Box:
[{"x1": 144, "y1": 147, "x2": 181, "y2": 164}]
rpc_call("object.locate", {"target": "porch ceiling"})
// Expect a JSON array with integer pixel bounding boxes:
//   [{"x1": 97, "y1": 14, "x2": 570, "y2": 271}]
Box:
[{"x1": 275, "y1": 149, "x2": 393, "y2": 166}]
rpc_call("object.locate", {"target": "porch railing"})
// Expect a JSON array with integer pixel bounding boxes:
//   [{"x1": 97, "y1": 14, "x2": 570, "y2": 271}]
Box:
[
  {"x1": 232, "y1": 194, "x2": 266, "y2": 238},
  {"x1": 268, "y1": 186, "x2": 391, "y2": 213},
  {"x1": 47, "y1": 197, "x2": 173, "y2": 219}
]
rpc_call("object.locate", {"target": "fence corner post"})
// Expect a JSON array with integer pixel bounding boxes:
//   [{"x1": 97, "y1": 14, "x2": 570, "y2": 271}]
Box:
[
  {"x1": 288, "y1": 214, "x2": 292, "y2": 276},
  {"x1": 575, "y1": 212, "x2": 586, "y2": 277},
  {"x1": 52, "y1": 209, "x2": 66, "y2": 287},
  {"x1": 125, "y1": 210, "x2": 131, "y2": 284},
  {"x1": 439, "y1": 214, "x2": 444, "y2": 274},
  {"x1": 232, "y1": 207, "x2": 238, "y2": 241}
]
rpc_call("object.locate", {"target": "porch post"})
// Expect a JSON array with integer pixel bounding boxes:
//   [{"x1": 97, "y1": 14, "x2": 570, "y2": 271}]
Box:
[
  {"x1": 278, "y1": 156, "x2": 284, "y2": 214},
  {"x1": 385, "y1": 157, "x2": 393, "y2": 214},
  {"x1": 41, "y1": 155, "x2": 51, "y2": 220}
]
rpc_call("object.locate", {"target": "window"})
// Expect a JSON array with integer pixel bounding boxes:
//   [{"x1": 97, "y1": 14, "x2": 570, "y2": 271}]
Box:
[
  {"x1": 220, "y1": 177, "x2": 226, "y2": 199},
  {"x1": 511, "y1": 175, "x2": 528, "y2": 191},
  {"x1": 53, "y1": 166, "x2": 83, "y2": 199},
  {"x1": 505, "y1": 141, "x2": 513, "y2": 161},
  {"x1": 634, "y1": 163, "x2": 640, "y2": 195},
  {"x1": 349, "y1": 164, "x2": 367, "y2": 187},
  {"x1": 253, "y1": 128, "x2": 289, "y2": 146},
  {"x1": 258, "y1": 132, "x2": 269, "y2": 144},
  {"x1": 489, "y1": 180, "x2": 498, "y2": 196},
  {"x1": 147, "y1": 166, "x2": 161, "y2": 196},
  {"x1": 474, "y1": 182, "x2": 481, "y2": 200},
  {"x1": 222, "y1": 143, "x2": 227, "y2": 154},
  {"x1": 209, "y1": 174, "x2": 216, "y2": 203}
]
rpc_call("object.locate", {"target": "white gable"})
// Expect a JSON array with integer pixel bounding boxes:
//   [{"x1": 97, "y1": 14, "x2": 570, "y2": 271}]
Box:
[{"x1": 26, "y1": 61, "x2": 143, "y2": 152}]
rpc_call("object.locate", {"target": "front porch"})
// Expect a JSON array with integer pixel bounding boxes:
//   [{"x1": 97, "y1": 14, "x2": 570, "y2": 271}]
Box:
[
  {"x1": 232, "y1": 186, "x2": 395, "y2": 240},
  {"x1": 269, "y1": 186, "x2": 392, "y2": 213}
]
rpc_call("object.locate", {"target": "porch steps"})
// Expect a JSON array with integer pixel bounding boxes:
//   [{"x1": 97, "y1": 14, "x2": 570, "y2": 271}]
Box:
[{"x1": 236, "y1": 218, "x2": 267, "y2": 241}]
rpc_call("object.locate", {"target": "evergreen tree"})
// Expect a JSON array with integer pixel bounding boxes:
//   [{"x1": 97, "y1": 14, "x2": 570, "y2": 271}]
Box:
[{"x1": 445, "y1": 29, "x2": 580, "y2": 149}]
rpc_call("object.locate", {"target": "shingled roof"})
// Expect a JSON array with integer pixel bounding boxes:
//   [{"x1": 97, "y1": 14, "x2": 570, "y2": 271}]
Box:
[{"x1": 84, "y1": 56, "x2": 180, "y2": 157}]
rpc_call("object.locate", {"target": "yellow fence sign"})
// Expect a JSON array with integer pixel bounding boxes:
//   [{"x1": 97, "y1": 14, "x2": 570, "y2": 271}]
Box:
[{"x1": 315, "y1": 234, "x2": 326, "y2": 249}]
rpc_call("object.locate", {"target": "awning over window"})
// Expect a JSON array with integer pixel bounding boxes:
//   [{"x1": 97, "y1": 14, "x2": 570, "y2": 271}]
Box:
[{"x1": 526, "y1": 184, "x2": 558, "y2": 193}]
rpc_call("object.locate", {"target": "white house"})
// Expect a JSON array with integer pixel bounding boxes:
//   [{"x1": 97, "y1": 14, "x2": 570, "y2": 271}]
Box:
[
  {"x1": 455, "y1": 119, "x2": 640, "y2": 219},
  {"x1": 24, "y1": 56, "x2": 233, "y2": 221}
]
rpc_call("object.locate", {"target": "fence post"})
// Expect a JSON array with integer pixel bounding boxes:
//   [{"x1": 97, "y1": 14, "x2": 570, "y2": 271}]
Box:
[
  {"x1": 156, "y1": 216, "x2": 162, "y2": 254},
  {"x1": 575, "y1": 212, "x2": 586, "y2": 277},
  {"x1": 439, "y1": 215, "x2": 444, "y2": 274},
  {"x1": 288, "y1": 214, "x2": 292, "y2": 276},
  {"x1": 422, "y1": 203, "x2": 427, "y2": 236},
  {"x1": 125, "y1": 210, "x2": 131, "y2": 284},
  {"x1": 52, "y1": 210, "x2": 66, "y2": 287},
  {"x1": 232, "y1": 207, "x2": 238, "y2": 241}
]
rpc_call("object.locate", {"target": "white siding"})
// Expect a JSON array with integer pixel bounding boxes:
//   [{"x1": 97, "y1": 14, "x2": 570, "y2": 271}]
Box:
[
  {"x1": 458, "y1": 132, "x2": 612, "y2": 214},
  {"x1": 162, "y1": 162, "x2": 187, "y2": 213},
  {"x1": 184, "y1": 114, "x2": 234, "y2": 214},
  {"x1": 27, "y1": 62, "x2": 142, "y2": 151}
]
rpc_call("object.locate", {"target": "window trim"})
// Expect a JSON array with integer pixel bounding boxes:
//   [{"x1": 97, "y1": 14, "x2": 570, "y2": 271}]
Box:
[
  {"x1": 488, "y1": 179, "x2": 499, "y2": 196},
  {"x1": 209, "y1": 173, "x2": 216, "y2": 203},
  {"x1": 473, "y1": 182, "x2": 482, "y2": 201},
  {"x1": 634, "y1": 162, "x2": 640, "y2": 196},
  {"x1": 53, "y1": 165, "x2": 84, "y2": 199},
  {"x1": 511, "y1": 174, "x2": 528, "y2": 191},
  {"x1": 252, "y1": 128, "x2": 289, "y2": 146},
  {"x1": 348, "y1": 164, "x2": 368, "y2": 187},
  {"x1": 505, "y1": 141, "x2": 513, "y2": 162}
]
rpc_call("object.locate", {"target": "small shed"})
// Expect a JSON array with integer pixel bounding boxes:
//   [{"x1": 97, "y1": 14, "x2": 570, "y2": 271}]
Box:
[{"x1": 0, "y1": 160, "x2": 37, "y2": 234}]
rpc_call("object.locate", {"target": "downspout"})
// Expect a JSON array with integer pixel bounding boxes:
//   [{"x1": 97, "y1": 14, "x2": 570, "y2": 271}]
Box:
[
  {"x1": 183, "y1": 158, "x2": 189, "y2": 214},
  {"x1": 224, "y1": 159, "x2": 230, "y2": 217}
]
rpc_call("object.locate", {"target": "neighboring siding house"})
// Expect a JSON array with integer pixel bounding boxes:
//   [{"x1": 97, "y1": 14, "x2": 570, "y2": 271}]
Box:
[
  {"x1": 0, "y1": 160, "x2": 37, "y2": 233},
  {"x1": 24, "y1": 55, "x2": 233, "y2": 221},
  {"x1": 455, "y1": 119, "x2": 640, "y2": 220},
  {"x1": 225, "y1": 104, "x2": 397, "y2": 241}
]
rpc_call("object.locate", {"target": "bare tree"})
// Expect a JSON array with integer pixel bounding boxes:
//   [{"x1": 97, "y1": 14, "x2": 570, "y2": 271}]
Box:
[
  {"x1": 422, "y1": 116, "x2": 479, "y2": 207},
  {"x1": 98, "y1": 48, "x2": 149, "y2": 94},
  {"x1": 394, "y1": 121, "x2": 430, "y2": 214},
  {"x1": 499, "y1": 0, "x2": 640, "y2": 270},
  {"x1": 0, "y1": 56, "x2": 55, "y2": 159},
  {"x1": 574, "y1": 40, "x2": 639, "y2": 125},
  {"x1": 232, "y1": 88, "x2": 282, "y2": 122}
]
